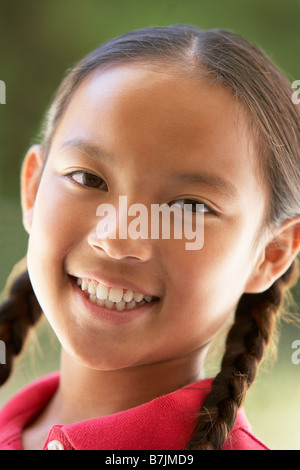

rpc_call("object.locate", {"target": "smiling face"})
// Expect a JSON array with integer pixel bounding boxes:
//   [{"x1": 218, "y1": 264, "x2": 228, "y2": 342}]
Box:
[{"x1": 22, "y1": 63, "x2": 271, "y2": 371}]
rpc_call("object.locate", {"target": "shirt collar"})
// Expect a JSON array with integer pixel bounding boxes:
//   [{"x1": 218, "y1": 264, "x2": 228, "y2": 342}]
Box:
[{"x1": 0, "y1": 372, "x2": 250, "y2": 450}]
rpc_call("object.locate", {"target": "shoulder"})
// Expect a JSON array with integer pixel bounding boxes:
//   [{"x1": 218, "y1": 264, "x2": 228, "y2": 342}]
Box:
[
  {"x1": 180, "y1": 378, "x2": 269, "y2": 450},
  {"x1": 0, "y1": 372, "x2": 60, "y2": 418},
  {"x1": 0, "y1": 372, "x2": 59, "y2": 450},
  {"x1": 222, "y1": 408, "x2": 270, "y2": 450}
]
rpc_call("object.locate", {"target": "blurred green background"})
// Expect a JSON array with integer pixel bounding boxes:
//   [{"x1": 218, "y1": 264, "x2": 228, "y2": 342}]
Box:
[{"x1": 0, "y1": 0, "x2": 300, "y2": 450}]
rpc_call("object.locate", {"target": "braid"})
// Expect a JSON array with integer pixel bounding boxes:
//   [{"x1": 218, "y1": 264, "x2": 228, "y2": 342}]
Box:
[
  {"x1": 186, "y1": 260, "x2": 299, "y2": 450},
  {"x1": 0, "y1": 267, "x2": 42, "y2": 386}
]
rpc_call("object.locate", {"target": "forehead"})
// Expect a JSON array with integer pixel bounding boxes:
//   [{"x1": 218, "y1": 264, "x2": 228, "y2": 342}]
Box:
[
  {"x1": 62, "y1": 63, "x2": 248, "y2": 153},
  {"x1": 50, "y1": 63, "x2": 266, "y2": 205}
]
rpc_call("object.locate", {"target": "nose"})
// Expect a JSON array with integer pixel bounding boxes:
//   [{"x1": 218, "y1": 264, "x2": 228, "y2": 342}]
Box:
[
  {"x1": 89, "y1": 230, "x2": 153, "y2": 261},
  {"x1": 88, "y1": 197, "x2": 154, "y2": 262}
]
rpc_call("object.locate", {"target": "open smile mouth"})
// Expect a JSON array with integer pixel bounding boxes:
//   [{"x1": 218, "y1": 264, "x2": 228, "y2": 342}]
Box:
[{"x1": 70, "y1": 276, "x2": 160, "y2": 312}]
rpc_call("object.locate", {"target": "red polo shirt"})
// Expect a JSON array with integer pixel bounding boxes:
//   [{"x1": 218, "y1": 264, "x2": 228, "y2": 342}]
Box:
[{"x1": 0, "y1": 372, "x2": 269, "y2": 450}]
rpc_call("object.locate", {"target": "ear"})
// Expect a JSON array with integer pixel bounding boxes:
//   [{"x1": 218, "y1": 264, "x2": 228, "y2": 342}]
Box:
[
  {"x1": 21, "y1": 144, "x2": 44, "y2": 234},
  {"x1": 245, "y1": 217, "x2": 300, "y2": 293}
]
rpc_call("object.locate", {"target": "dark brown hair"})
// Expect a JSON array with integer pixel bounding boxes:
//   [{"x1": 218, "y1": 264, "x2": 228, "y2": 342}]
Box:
[{"x1": 1, "y1": 25, "x2": 300, "y2": 450}]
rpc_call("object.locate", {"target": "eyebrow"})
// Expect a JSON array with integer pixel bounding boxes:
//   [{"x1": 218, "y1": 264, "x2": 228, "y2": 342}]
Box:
[
  {"x1": 167, "y1": 171, "x2": 238, "y2": 199},
  {"x1": 61, "y1": 138, "x2": 115, "y2": 164},
  {"x1": 60, "y1": 138, "x2": 238, "y2": 199}
]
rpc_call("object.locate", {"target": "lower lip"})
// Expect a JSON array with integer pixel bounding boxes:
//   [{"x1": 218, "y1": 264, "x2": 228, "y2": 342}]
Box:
[{"x1": 69, "y1": 276, "x2": 160, "y2": 325}]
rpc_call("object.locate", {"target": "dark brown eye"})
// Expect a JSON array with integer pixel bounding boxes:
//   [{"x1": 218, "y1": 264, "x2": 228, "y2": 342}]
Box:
[
  {"x1": 169, "y1": 199, "x2": 214, "y2": 215},
  {"x1": 68, "y1": 171, "x2": 108, "y2": 189}
]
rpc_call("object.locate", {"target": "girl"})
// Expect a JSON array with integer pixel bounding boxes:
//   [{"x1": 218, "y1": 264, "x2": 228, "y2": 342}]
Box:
[{"x1": 0, "y1": 25, "x2": 299, "y2": 451}]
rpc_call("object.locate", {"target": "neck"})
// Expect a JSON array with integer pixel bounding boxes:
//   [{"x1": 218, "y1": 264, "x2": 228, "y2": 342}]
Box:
[{"x1": 48, "y1": 347, "x2": 207, "y2": 425}]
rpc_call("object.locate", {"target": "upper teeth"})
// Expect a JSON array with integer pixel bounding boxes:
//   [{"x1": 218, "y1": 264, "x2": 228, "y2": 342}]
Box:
[{"x1": 77, "y1": 277, "x2": 154, "y2": 309}]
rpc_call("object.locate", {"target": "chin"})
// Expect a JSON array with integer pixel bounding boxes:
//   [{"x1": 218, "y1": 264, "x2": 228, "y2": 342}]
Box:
[{"x1": 62, "y1": 340, "x2": 142, "y2": 372}]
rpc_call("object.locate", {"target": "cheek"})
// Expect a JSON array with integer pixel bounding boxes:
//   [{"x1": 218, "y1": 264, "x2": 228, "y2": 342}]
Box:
[
  {"x1": 29, "y1": 171, "x2": 94, "y2": 261},
  {"x1": 163, "y1": 220, "x2": 256, "y2": 338},
  {"x1": 26, "y1": 172, "x2": 91, "y2": 307}
]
